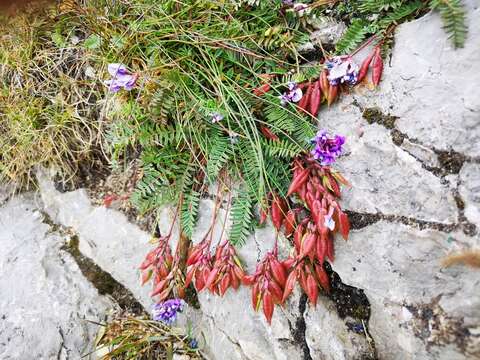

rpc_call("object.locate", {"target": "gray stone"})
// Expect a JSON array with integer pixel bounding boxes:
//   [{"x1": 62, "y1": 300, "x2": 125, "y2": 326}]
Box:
[
  {"x1": 305, "y1": 298, "x2": 374, "y2": 360},
  {"x1": 350, "y1": 1, "x2": 480, "y2": 158},
  {"x1": 321, "y1": 101, "x2": 458, "y2": 223},
  {"x1": 37, "y1": 168, "x2": 154, "y2": 310},
  {"x1": 333, "y1": 222, "x2": 480, "y2": 359},
  {"x1": 0, "y1": 193, "x2": 113, "y2": 359},
  {"x1": 459, "y1": 163, "x2": 480, "y2": 229},
  {"x1": 400, "y1": 138, "x2": 441, "y2": 169}
]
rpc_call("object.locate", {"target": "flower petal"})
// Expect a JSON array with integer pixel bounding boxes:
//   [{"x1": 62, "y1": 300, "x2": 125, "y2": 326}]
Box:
[{"x1": 108, "y1": 63, "x2": 128, "y2": 76}]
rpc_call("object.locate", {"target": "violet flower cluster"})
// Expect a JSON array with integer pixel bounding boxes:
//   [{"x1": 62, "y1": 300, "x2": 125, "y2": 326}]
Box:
[
  {"x1": 211, "y1": 112, "x2": 224, "y2": 123},
  {"x1": 325, "y1": 57, "x2": 359, "y2": 86},
  {"x1": 279, "y1": 81, "x2": 303, "y2": 106},
  {"x1": 104, "y1": 63, "x2": 138, "y2": 93},
  {"x1": 152, "y1": 298, "x2": 185, "y2": 325},
  {"x1": 310, "y1": 129, "x2": 345, "y2": 165},
  {"x1": 282, "y1": 1, "x2": 310, "y2": 16}
]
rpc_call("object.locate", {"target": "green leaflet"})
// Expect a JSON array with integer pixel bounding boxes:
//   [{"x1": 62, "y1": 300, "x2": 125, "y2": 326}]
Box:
[
  {"x1": 181, "y1": 190, "x2": 201, "y2": 238},
  {"x1": 229, "y1": 191, "x2": 254, "y2": 246},
  {"x1": 430, "y1": 0, "x2": 468, "y2": 48},
  {"x1": 335, "y1": 19, "x2": 370, "y2": 55}
]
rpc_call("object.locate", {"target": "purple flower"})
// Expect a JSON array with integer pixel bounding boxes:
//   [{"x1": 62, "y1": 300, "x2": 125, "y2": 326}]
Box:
[
  {"x1": 279, "y1": 81, "x2": 303, "y2": 106},
  {"x1": 104, "y1": 63, "x2": 138, "y2": 93},
  {"x1": 310, "y1": 129, "x2": 345, "y2": 165},
  {"x1": 293, "y1": 3, "x2": 310, "y2": 16},
  {"x1": 324, "y1": 207, "x2": 335, "y2": 230},
  {"x1": 211, "y1": 112, "x2": 224, "y2": 123},
  {"x1": 152, "y1": 298, "x2": 185, "y2": 325},
  {"x1": 325, "y1": 57, "x2": 359, "y2": 86},
  {"x1": 282, "y1": 0, "x2": 294, "y2": 5}
]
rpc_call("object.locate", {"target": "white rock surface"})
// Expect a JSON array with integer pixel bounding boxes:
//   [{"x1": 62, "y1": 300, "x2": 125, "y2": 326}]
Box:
[
  {"x1": 334, "y1": 223, "x2": 480, "y2": 359},
  {"x1": 2, "y1": 3, "x2": 480, "y2": 360},
  {"x1": 0, "y1": 193, "x2": 113, "y2": 359},
  {"x1": 351, "y1": 0, "x2": 480, "y2": 158},
  {"x1": 37, "y1": 168, "x2": 154, "y2": 310},
  {"x1": 459, "y1": 163, "x2": 480, "y2": 229}
]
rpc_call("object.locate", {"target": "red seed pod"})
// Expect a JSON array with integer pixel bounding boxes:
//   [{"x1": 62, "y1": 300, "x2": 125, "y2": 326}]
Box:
[
  {"x1": 327, "y1": 84, "x2": 338, "y2": 107},
  {"x1": 297, "y1": 182, "x2": 306, "y2": 200},
  {"x1": 315, "y1": 263, "x2": 330, "y2": 293},
  {"x1": 230, "y1": 269, "x2": 240, "y2": 290},
  {"x1": 298, "y1": 83, "x2": 313, "y2": 113},
  {"x1": 294, "y1": 225, "x2": 304, "y2": 254},
  {"x1": 158, "y1": 287, "x2": 170, "y2": 302},
  {"x1": 284, "y1": 209, "x2": 297, "y2": 237},
  {"x1": 282, "y1": 270, "x2": 298, "y2": 302},
  {"x1": 219, "y1": 273, "x2": 231, "y2": 296},
  {"x1": 253, "y1": 83, "x2": 271, "y2": 96},
  {"x1": 186, "y1": 267, "x2": 197, "y2": 287},
  {"x1": 282, "y1": 258, "x2": 295, "y2": 271},
  {"x1": 186, "y1": 248, "x2": 202, "y2": 266},
  {"x1": 327, "y1": 173, "x2": 341, "y2": 198},
  {"x1": 309, "y1": 80, "x2": 321, "y2": 117},
  {"x1": 316, "y1": 231, "x2": 328, "y2": 264},
  {"x1": 306, "y1": 274, "x2": 319, "y2": 306},
  {"x1": 357, "y1": 51, "x2": 375, "y2": 83},
  {"x1": 151, "y1": 279, "x2": 167, "y2": 296},
  {"x1": 287, "y1": 168, "x2": 310, "y2": 196},
  {"x1": 263, "y1": 291, "x2": 274, "y2": 324},
  {"x1": 233, "y1": 265, "x2": 245, "y2": 281},
  {"x1": 298, "y1": 268, "x2": 308, "y2": 293},
  {"x1": 195, "y1": 271, "x2": 206, "y2": 291},
  {"x1": 270, "y1": 195, "x2": 287, "y2": 231},
  {"x1": 371, "y1": 46, "x2": 383, "y2": 86},
  {"x1": 141, "y1": 270, "x2": 153, "y2": 286},
  {"x1": 319, "y1": 70, "x2": 330, "y2": 95},
  {"x1": 326, "y1": 234, "x2": 335, "y2": 262},
  {"x1": 242, "y1": 274, "x2": 255, "y2": 286},
  {"x1": 204, "y1": 268, "x2": 218, "y2": 290},
  {"x1": 268, "y1": 281, "x2": 284, "y2": 304},
  {"x1": 260, "y1": 126, "x2": 279, "y2": 141},
  {"x1": 270, "y1": 259, "x2": 287, "y2": 287},
  {"x1": 252, "y1": 283, "x2": 261, "y2": 311},
  {"x1": 339, "y1": 211, "x2": 350, "y2": 240},
  {"x1": 301, "y1": 233, "x2": 316, "y2": 258},
  {"x1": 259, "y1": 206, "x2": 268, "y2": 225}
]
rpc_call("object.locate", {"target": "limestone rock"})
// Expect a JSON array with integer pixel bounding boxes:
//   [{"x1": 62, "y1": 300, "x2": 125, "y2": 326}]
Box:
[
  {"x1": 351, "y1": 0, "x2": 480, "y2": 158},
  {"x1": 459, "y1": 163, "x2": 480, "y2": 229},
  {"x1": 333, "y1": 222, "x2": 480, "y2": 359},
  {"x1": 0, "y1": 194, "x2": 113, "y2": 359},
  {"x1": 37, "y1": 168, "x2": 154, "y2": 310}
]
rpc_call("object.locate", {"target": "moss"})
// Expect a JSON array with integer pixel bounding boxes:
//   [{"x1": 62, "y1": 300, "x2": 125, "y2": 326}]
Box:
[
  {"x1": 362, "y1": 107, "x2": 398, "y2": 130},
  {"x1": 391, "y1": 129, "x2": 406, "y2": 146},
  {"x1": 62, "y1": 235, "x2": 145, "y2": 315},
  {"x1": 436, "y1": 150, "x2": 466, "y2": 175}
]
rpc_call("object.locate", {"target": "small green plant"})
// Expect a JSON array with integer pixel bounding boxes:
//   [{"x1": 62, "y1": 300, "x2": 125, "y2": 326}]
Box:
[
  {"x1": 334, "y1": 0, "x2": 468, "y2": 51},
  {"x1": 94, "y1": 314, "x2": 202, "y2": 360},
  {"x1": 0, "y1": 5, "x2": 105, "y2": 187}
]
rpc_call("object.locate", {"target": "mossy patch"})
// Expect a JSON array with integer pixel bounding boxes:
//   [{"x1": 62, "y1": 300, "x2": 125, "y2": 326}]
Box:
[
  {"x1": 62, "y1": 234, "x2": 145, "y2": 315},
  {"x1": 362, "y1": 107, "x2": 398, "y2": 130}
]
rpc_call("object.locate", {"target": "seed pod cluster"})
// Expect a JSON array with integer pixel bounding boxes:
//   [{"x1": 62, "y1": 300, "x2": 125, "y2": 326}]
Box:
[
  {"x1": 357, "y1": 45, "x2": 384, "y2": 86},
  {"x1": 242, "y1": 250, "x2": 289, "y2": 324},
  {"x1": 186, "y1": 240, "x2": 245, "y2": 296},
  {"x1": 140, "y1": 236, "x2": 186, "y2": 301}
]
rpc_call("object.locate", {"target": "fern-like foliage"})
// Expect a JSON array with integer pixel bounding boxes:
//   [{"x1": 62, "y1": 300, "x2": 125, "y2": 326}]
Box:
[
  {"x1": 359, "y1": 0, "x2": 404, "y2": 12},
  {"x1": 335, "y1": 19, "x2": 370, "y2": 54},
  {"x1": 430, "y1": 0, "x2": 467, "y2": 48},
  {"x1": 377, "y1": 1, "x2": 423, "y2": 30},
  {"x1": 181, "y1": 190, "x2": 201, "y2": 238},
  {"x1": 206, "y1": 131, "x2": 233, "y2": 182},
  {"x1": 229, "y1": 191, "x2": 253, "y2": 246}
]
